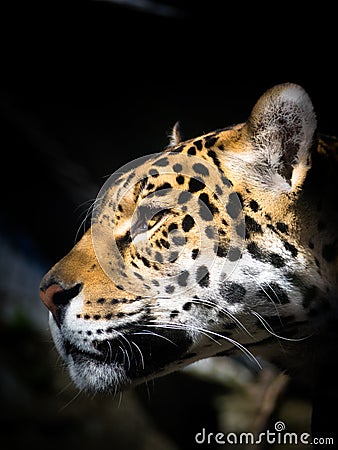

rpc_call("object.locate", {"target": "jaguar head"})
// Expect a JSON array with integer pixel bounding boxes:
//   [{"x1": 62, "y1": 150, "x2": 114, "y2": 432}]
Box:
[{"x1": 40, "y1": 83, "x2": 322, "y2": 393}]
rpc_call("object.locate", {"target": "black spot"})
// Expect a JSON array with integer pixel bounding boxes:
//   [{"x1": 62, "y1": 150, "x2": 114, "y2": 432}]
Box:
[
  {"x1": 155, "y1": 239, "x2": 161, "y2": 249},
  {"x1": 199, "y1": 193, "x2": 218, "y2": 215},
  {"x1": 117, "y1": 312, "x2": 125, "y2": 318},
  {"x1": 153, "y1": 157, "x2": 169, "y2": 167},
  {"x1": 93, "y1": 315, "x2": 101, "y2": 320},
  {"x1": 194, "y1": 139, "x2": 203, "y2": 150},
  {"x1": 141, "y1": 257, "x2": 151, "y2": 268},
  {"x1": 204, "y1": 136, "x2": 218, "y2": 148},
  {"x1": 207, "y1": 149, "x2": 221, "y2": 168},
  {"x1": 247, "y1": 242, "x2": 285, "y2": 268},
  {"x1": 199, "y1": 203, "x2": 213, "y2": 221},
  {"x1": 188, "y1": 178, "x2": 205, "y2": 193},
  {"x1": 215, "y1": 184, "x2": 223, "y2": 196},
  {"x1": 283, "y1": 240, "x2": 298, "y2": 257},
  {"x1": 193, "y1": 163, "x2": 209, "y2": 176},
  {"x1": 168, "y1": 223, "x2": 178, "y2": 232},
  {"x1": 155, "y1": 252, "x2": 163, "y2": 263},
  {"x1": 235, "y1": 223, "x2": 246, "y2": 238},
  {"x1": 154, "y1": 182, "x2": 172, "y2": 196},
  {"x1": 169, "y1": 251, "x2": 179, "y2": 261},
  {"x1": 105, "y1": 313, "x2": 112, "y2": 320},
  {"x1": 97, "y1": 298, "x2": 106, "y2": 304},
  {"x1": 178, "y1": 270, "x2": 189, "y2": 286},
  {"x1": 111, "y1": 299, "x2": 119, "y2": 305},
  {"x1": 308, "y1": 241, "x2": 314, "y2": 249},
  {"x1": 216, "y1": 243, "x2": 228, "y2": 258},
  {"x1": 146, "y1": 183, "x2": 155, "y2": 191},
  {"x1": 149, "y1": 168, "x2": 159, "y2": 177},
  {"x1": 196, "y1": 265, "x2": 210, "y2": 288},
  {"x1": 322, "y1": 241, "x2": 338, "y2": 262},
  {"x1": 260, "y1": 282, "x2": 290, "y2": 304},
  {"x1": 176, "y1": 175, "x2": 185, "y2": 185},
  {"x1": 173, "y1": 163, "x2": 182, "y2": 173},
  {"x1": 227, "y1": 247, "x2": 241, "y2": 262},
  {"x1": 220, "y1": 282, "x2": 246, "y2": 303},
  {"x1": 205, "y1": 225, "x2": 215, "y2": 239},
  {"x1": 187, "y1": 146, "x2": 196, "y2": 155},
  {"x1": 183, "y1": 302, "x2": 192, "y2": 311},
  {"x1": 276, "y1": 222, "x2": 288, "y2": 233},
  {"x1": 269, "y1": 254, "x2": 285, "y2": 268},
  {"x1": 170, "y1": 310, "x2": 179, "y2": 319},
  {"x1": 174, "y1": 144, "x2": 185, "y2": 153},
  {"x1": 245, "y1": 215, "x2": 262, "y2": 235},
  {"x1": 182, "y1": 214, "x2": 195, "y2": 232},
  {"x1": 165, "y1": 285, "x2": 175, "y2": 294},
  {"x1": 249, "y1": 200, "x2": 259, "y2": 212},
  {"x1": 124, "y1": 172, "x2": 136, "y2": 187},
  {"x1": 226, "y1": 192, "x2": 242, "y2": 219},
  {"x1": 192, "y1": 248, "x2": 199, "y2": 259},
  {"x1": 160, "y1": 238, "x2": 170, "y2": 249},
  {"x1": 137, "y1": 177, "x2": 148, "y2": 193},
  {"x1": 247, "y1": 242, "x2": 263, "y2": 259},
  {"x1": 172, "y1": 235, "x2": 186, "y2": 246},
  {"x1": 178, "y1": 191, "x2": 192, "y2": 204},
  {"x1": 265, "y1": 214, "x2": 272, "y2": 221},
  {"x1": 221, "y1": 175, "x2": 232, "y2": 188}
]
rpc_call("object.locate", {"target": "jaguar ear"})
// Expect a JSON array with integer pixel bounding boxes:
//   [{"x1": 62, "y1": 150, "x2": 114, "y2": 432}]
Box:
[
  {"x1": 168, "y1": 121, "x2": 183, "y2": 147},
  {"x1": 244, "y1": 83, "x2": 317, "y2": 192}
]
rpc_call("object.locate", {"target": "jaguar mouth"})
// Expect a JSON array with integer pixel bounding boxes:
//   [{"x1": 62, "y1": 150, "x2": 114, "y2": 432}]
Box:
[{"x1": 63, "y1": 328, "x2": 193, "y2": 392}]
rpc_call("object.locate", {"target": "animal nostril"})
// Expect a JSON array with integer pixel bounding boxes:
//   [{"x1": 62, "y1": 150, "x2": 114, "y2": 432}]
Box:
[
  {"x1": 39, "y1": 283, "x2": 82, "y2": 325},
  {"x1": 53, "y1": 284, "x2": 83, "y2": 306}
]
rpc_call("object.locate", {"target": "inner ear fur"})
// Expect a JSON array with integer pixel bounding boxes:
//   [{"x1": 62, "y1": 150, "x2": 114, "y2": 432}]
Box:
[{"x1": 244, "y1": 83, "x2": 317, "y2": 191}]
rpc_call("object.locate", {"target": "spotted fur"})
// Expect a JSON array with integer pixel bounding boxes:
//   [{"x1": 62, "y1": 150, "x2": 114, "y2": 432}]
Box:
[{"x1": 40, "y1": 83, "x2": 338, "y2": 393}]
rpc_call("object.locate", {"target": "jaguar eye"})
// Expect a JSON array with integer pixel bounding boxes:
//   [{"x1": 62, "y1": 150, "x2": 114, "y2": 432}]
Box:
[{"x1": 131, "y1": 206, "x2": 170, "y2": 237}]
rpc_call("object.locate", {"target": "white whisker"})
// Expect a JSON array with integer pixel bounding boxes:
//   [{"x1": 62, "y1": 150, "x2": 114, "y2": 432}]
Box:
[
  {"x1": 132, "y1": 329, "x2": 178, "y2": 347},
  {"x1": 130, "y1": 341, "x2": 145, "y2": 370},
  {"x1": 143, "y1": 321, "x2": 262, "y2": 369},
  {"x1": 250, "y1": 310, "x2": 310, "y2": 342}
]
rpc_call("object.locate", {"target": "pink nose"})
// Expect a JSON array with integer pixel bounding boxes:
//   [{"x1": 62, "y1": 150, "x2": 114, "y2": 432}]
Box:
[{"x1": 39, "y1": 283, "x2": 82, "y2": 325}]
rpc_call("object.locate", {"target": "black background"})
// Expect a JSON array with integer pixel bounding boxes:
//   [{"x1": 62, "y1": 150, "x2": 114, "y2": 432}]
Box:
[{"x1": 2, "y1": 0, "x2": 337, "y2": 261}]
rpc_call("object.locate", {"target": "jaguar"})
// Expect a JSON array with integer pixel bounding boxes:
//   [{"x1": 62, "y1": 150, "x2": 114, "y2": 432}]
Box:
[{"x1": 39, "y1": 83, "x2": 338, "y2": 402}]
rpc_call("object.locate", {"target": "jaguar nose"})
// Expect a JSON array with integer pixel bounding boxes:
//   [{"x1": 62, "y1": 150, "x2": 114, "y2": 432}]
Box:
[{"x1": 39, "y1": 282, "x2": 82, "y2": 326}]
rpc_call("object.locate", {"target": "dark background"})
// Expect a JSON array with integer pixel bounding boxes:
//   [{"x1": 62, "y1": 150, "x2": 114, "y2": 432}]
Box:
[{"x1": 0, "y1": 1, "x2": 337, "y2": 449}]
